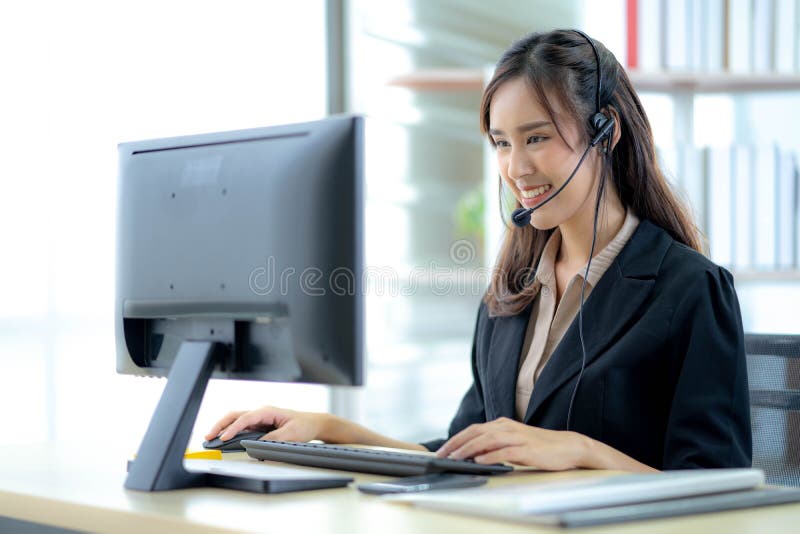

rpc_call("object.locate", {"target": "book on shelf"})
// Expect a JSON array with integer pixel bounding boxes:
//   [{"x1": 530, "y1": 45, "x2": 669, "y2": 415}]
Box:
[
  {"x1": 796, "y1": 0, "x2": 800, "y2": 73},
  {"x1": 703, "y1": 0, "x2": 726, "y2": 72},
  {"x1": 774, "y1": 0, "x2": 798, "y2": 73},
  {"x1": 661, "y1": 145, "x2": 706, "y2": 230},
  {"x1": 706, "y1": 145, "x2": 734, "y2": 267},
  {"x1": 752, "y1": 0, "x2": 775, "y2": 73},
  {"x1": 626, "y1": 0, "x2": 638, "y2": 70},
  {"x1": 681, "y1": 145, "x2": 706, "y2": 232},
  {"x1": 726, "y1": 0, "x2": 753, "y2": 73},
  {"x1": 753, "y1": 146, "x2": 777, "y2": 269},
  {"x1": 732, "y1": 145, "x2": 754, "y2": 270},
  {"x1": 776, "y1": 146, "x2": 796, "y2": 269},
  {"x1": 664, "y1": 0, "x2": 689, "y2": 71},
  {"x1": 794, "y1": 153, "x2": 800, "y2": 269},
  {"x1": 687, "y1": 0, "x2": 703, "y2": 71},
  {"x1": 635, "y1": 0, "x2": 662, "y2": 72},
  {"x1": 656, "y1": 145, "x2": 680, "y2": 186}
]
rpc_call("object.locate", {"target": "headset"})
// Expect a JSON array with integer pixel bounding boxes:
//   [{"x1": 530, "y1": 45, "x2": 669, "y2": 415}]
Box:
[{"x1": 509, "y1": 30, "x2": 614, "y2": 431}]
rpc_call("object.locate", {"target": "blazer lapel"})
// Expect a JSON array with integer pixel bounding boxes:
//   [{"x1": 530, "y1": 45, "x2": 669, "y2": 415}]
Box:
[
  {"x1": 522, "y1": 220, "x2": 672, "y2": 424},
  {"x1": 485, "y1": 305, "x2": 531, "y2": 420}
]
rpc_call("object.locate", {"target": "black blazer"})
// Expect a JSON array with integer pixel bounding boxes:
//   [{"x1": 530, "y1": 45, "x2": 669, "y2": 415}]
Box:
[{"x1": 422, "y1": 220, "x2": 752, "y2": 470}]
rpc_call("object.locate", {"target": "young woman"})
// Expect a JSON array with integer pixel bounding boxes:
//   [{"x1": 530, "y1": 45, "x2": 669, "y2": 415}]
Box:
[{"x1": 206, "y1": 30, "x2": 751, "y2": 472}]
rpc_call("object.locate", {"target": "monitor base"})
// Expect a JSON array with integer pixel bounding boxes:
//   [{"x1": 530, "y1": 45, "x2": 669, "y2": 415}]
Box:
[{"x1": 124, "y1": 340, "x2": 350, "y2": 493}]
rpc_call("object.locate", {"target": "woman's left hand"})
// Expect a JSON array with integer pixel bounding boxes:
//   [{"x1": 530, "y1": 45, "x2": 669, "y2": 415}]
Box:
[{"x1": 435, "y1": 417, "x2": 593, "y2": 470}]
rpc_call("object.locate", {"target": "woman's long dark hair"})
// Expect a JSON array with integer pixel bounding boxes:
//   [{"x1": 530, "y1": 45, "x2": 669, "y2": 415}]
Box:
[{"x1": 482, "y1": 29, "x2": 703, "y2": 317}]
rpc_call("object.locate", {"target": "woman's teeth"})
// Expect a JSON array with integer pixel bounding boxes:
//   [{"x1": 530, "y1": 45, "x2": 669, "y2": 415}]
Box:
[{"x1": 520, "y1": 184, "x2": 552, "y2": 199}]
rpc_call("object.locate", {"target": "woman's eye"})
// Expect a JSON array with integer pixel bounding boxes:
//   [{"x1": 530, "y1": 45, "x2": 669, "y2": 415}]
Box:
[{"x1": 493, "y1": 137, "x2": 543, "y2": 148}]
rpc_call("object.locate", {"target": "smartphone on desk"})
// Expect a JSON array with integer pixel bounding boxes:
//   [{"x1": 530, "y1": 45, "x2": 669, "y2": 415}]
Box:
[{"x1": 356, "y1": 473, "x2": 488, "y2": 495}]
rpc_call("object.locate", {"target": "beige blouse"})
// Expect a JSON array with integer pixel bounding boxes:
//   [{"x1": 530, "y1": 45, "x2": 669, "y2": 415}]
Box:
[{"x1": 515, "y1": 210, "x2": 641, "y2": 421}]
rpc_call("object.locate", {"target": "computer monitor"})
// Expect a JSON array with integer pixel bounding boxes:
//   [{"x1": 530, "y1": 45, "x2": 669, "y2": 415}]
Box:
[{"x1": 116, "y1": 115, "x2": 364, "y2": 492}]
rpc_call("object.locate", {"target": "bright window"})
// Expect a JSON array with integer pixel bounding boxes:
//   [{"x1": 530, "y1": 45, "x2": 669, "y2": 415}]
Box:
[{"x1": 0, "y1": 0, "x2": 328, "y2": 446}]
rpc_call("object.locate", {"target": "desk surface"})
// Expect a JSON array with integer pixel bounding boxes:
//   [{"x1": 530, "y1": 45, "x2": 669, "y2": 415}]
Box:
[{"x1": 1, "y1": 443, "x2": 799, "y2": 534}]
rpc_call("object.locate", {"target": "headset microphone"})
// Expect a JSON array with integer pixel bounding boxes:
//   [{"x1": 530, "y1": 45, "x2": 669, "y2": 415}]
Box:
[{"x1": 510, "y1": 207, "x2": 534, "y2": 228}]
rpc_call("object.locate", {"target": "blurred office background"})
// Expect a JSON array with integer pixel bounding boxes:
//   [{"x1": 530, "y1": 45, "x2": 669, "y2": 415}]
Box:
[{"x1": 1, "y1": 0, "x2": 799, "y2": 447}]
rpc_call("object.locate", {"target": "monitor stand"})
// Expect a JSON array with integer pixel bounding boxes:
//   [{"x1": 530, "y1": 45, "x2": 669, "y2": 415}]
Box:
[{"x1": 124, "y1": 340, "x2": 351, "y2": 493}]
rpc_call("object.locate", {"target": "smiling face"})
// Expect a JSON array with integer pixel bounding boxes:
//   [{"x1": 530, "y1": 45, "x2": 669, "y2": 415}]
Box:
[{"x1": 488, "y1": 76, "x2": 604, "y2": 231}]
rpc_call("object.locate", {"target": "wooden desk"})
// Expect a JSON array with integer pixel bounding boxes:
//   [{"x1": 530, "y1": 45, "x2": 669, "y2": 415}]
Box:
[{"x1": 1, "y1": 443, "x2": 798, "y2": 533}]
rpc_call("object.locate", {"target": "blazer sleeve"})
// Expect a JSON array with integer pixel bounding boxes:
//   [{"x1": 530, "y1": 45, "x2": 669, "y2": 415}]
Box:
[
  {"x1": 662, "y1": 266, "x2": 752, "y2": 469},
  {"x1": 420, "y1": 302, "x2": 489, "y2": 452}
]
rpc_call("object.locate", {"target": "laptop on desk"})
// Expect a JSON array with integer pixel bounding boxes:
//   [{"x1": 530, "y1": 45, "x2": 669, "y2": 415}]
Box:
[{"x1": 385, "y1": 468, "x2": 800, "y2": 527}]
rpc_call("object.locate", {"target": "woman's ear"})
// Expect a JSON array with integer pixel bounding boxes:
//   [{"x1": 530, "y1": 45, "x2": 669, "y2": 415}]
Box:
[{"x1": 605, "y1": 106, "x2": 622, "y2": 151}]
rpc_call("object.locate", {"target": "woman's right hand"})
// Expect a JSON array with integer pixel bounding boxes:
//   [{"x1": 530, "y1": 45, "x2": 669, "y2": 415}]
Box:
[{"x1": 204, "y1": 406, "x2": 329, "y2": 443}]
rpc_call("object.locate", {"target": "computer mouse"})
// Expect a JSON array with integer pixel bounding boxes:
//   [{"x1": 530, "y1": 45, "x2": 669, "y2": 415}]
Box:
[{"x1": 202, "y1": 429, "x2": 274, "y2": 451}]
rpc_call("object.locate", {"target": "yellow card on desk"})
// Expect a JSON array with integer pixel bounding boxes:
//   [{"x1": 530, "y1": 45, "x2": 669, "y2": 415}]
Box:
[{"x1": 184, "y1": 450, "x2": 222, "y2": 460}]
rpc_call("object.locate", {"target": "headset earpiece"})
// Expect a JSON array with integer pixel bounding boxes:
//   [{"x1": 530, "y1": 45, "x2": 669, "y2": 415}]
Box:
[
  {"x1": 591, "y1": 112, "x2": 610, "y2": 133},
  {"x1": 590, "y1": 113, "x2": 615, "y2": 149}
]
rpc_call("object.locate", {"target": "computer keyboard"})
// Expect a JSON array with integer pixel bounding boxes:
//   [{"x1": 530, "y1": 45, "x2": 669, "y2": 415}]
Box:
[{"x1": 242, "y1": 440, "x2": 514, "y2": 477}]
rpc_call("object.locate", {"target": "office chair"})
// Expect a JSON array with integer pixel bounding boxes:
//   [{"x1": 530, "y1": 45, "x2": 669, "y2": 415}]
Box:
[{"x1": 745, "y1": 333, "x2": 800, "y2": 487}]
